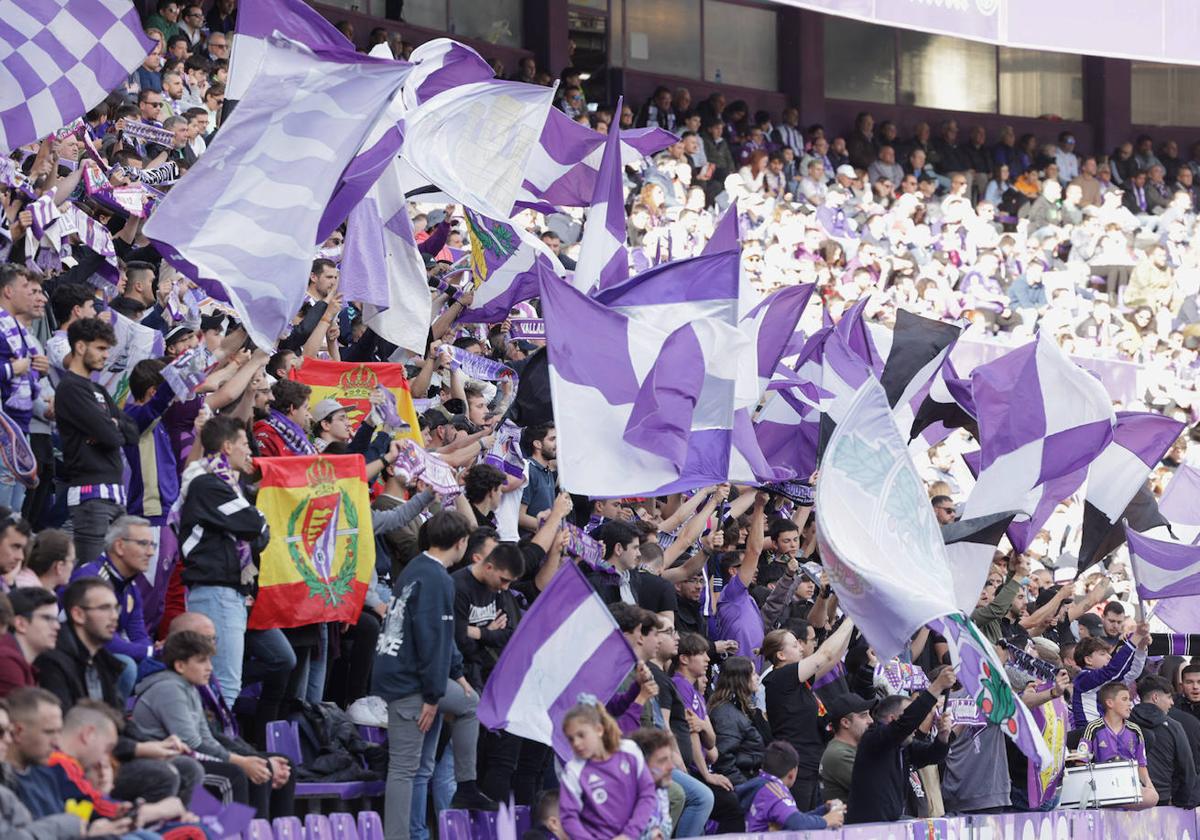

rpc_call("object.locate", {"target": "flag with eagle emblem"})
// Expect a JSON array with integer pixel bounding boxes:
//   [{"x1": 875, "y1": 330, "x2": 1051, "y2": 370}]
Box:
[
  {"x1": 290, "y1": 358, "x2": 422, "y2": 444},
  {"x1": 250, "y1": 454, "x2": 376, "y2": 629}
]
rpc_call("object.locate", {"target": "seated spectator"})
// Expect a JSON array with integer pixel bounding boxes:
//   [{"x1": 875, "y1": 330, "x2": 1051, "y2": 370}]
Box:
[
  {"x1": 738, "y1": 741, "x2": 844, "y2": 831},
  {"x1": 626, "y1": 728, "x2": 676, "y2": 839},
  {"x1": 709, "y1": 656, "x2": 767, "y2": 786},
  {"x1": 1078, "y1": 682, "x2": 1158, "y2": 809},
  {"x1": 0, "y1": 589, "x2": 56, "y2": 697},
  {"x1": 11, "y1": 530, "x2": 73, "y2": 591},
  {"x1": 0, "y1": 694, "x2": 85, "y2": 837},
  {"x1": 34, "y1": 577, "x2": 125, "y2": 711},
  {"x1": 522, "y1": 789, "x2": 568, "y2": 840}
]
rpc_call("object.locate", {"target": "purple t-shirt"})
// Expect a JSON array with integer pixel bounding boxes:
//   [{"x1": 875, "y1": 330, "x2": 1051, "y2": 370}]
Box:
[
  {"x1": 1082, "y1": 720, "x2": 1147, "y2": 767},
  {"x1": 672, "y1": 675, "x2": 708, "y2": 720},
  {"x1": 746, "y1": 772, "x2": 802, "y2": 832},
  {"x1": 559, "y1": 741, "x2": 658, "y2": 840},
  {"x1": 715, "y1": 575, "x2": 764, "y2": 669}
]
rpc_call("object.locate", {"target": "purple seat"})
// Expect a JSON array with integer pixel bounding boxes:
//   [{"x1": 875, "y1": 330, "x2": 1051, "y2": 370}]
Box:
[
  {"x1": 265, "y1": 720, "x2": 366, "y2": 801},
  {"x1": 271, "y1": 816, "x2": 304, "y2": 840},
  {"x1": 357, "y1": 810, "x2": 384, "y2": 840},
  {"x1": 246, "y1": 818, "x2": 275, "y2": 840},
  {"x1": 513, "y1": 805, "x2": 531, "y2": 836},
  {"x1": 437, "y1": 810, "x2": 473, "y2": 840},
  {"x1": 328, "y1": 812, "x2": 360, "y2": 840},
  {"x1": 470, "y1": 810, "x2": 499, "y2": 840},
  {"x1": 304, "y1": 813, "x2": 334, "y2": 840},
  {"x1": 356, "y1": 725, "x2": 386, "y2": 745}
]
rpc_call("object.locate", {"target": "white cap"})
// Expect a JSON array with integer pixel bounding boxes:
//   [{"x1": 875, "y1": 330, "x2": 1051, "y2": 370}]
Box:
[{"x1": 836, "y1": 164, "x2": 857, "y2": 180}]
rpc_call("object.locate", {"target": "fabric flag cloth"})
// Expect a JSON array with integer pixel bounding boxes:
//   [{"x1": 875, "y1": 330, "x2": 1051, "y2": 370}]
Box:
[
  {"x1": 833, "y1": 296, "x2": 883, "y2": 376},
  {"x1": 1128, "y1": 528, "x2": 1200, "y2": 633},
  {"x1": 400, "y1": 37, "x2": 494, "y2": 110},
  {"x1": 249, "y1": 454, "x2": 375, "y2": 630},
  {"x1": 146, "y1": 35, "x2": 412, "y2": 351},
  {"x1": 814, "y1": 377, "x2": 960, "y2": 660},
  {"x1": 0, "y1": 0, "x2": 154, "y2": 152},
  {"x1": 927, "y1": 613, "x2": 1054, "y2": 798},
  {"x1": 400, "y1": 79, "x2": 555, "y2": 221},
  {"x1": 477, "y1": 562, "x2": 637, "y2": 760},
  {"x1": 1026, "y1": 682, "x2": 1068, "y2": 809},
  {"x1": 942, "y1": 511, "x2": 1019, "y2": 615},
  {"x1": 909, "y1": 355, "x2": 977, "y2": 443},
  {"x1": 340, "y1": 157, "x2": 432, "y2": 354},
  {"x1": 962, "y1": 334, "x2": 1114, "y2": 546},
  {"x1": 289, "y1": 358, "x2": 421, "y2": 445},
  {"x1": 539, "y1": 269, "x2": 743, "y2": 497},
  {"x1": 1159, "y1": 463, "x2": 1200, "y2": 542},
  {"x1": 1075, "y1": 411, "x2": 1184, "y2": 570},
  {"x1": 224, "y1": 0, "x2": 353, "y2": 100},
  {"x1": 738, "y1": 283, "x2": 816, "y2": 398},
  {"x1": 506, "y1": 347, "x2": 552, "y2": 428},
  {"x1": 880, "y1": 308, "x2": 962, "y2": 432},
  {"x1": 518, "y1": 108, "x2": 677, "y2": 210},
  {"x1": 572, "y1": 101, "x2": 629, "y2": 294},
  {"x1": 97, "y1": 310, "x2": 165, "y2": 406},
  {"x1": 457, "y1": 210, "x2": 566, "y2": 323}
]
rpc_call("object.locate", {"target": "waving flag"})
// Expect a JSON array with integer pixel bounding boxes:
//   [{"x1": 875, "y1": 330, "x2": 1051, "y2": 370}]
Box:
[
  {"x1": 881, "y1": 309, "x2": 962, "y2": 442},
  {"x1": 963, "y1": 335, "x2": 1114, "y2": 538},
  {"x1": 943, "y1": 511, "x2": 1020, "y2": 614},
  {"x1": 224, "y1": 0, "x2": 353, "y2": 100},
  {"x1": 400, "y1": 38, "x2": 494, "y2": 109},
  {"x1": 250, "y1": 455, "x2": 375, "y2": 630},
  {"x1": 573, "y1": 103, "x2": 629, "y2": 294},
  {"x1": 0, "y1": 0, "x2": 153, "y2": 152},
  {"x1": 457, "y1": 209, "x2": 566, "y2": 323},
  {"x1": 909, "y1": 356, "x2": 977, "y2": 443},
  {"x1": 1128, "y1": 527, "x2": 1200, "y2": 600},
  {"x1": 1159, "y1": 463, "x2": 1200, "y2": 542},
  {"x1": 1076, "y1": 412, "x2": 1183, "y2": 568},
  {"x1": 739, "y1": 284, "x2": 816, "y2": 397},
  {"x1": 400, "y1": 79, "x2": 555, "y2": 221},
  {"x1": 519, "y1": 109, "x2": 677, "y2": 210},
  {"x1": 340, "y1": 158, "x2": 432, "y2": 354},
  {"x1": 97, "y1": 310, "x2": 165, "y2": 407},
  {"x1": 540, "y1": 270, "x2": 743, "y2": 496},
  {"x1": 478, "y1": 563, "x2": 637, "y2": 759},
  {"x1": 290, "y1": 358, "x2": 421, "y2": 445},
  {"x1": 146, "y1": 35, "x2": 412, "y2": 350}
]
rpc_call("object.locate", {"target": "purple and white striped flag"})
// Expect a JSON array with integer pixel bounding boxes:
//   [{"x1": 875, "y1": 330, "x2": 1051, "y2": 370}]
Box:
[
  {"x1": 518, "y1": 108, "x2": 677, "y2": 210},
  {"x1": 1159, "y1": 463, "x2": 1200, "y2": 542},
  {"x1": 400, "y1": 38, "x2": 494, "y2": 109},
  {"x1": 573, "y1": 100, "x2": 629, "y2": 294},
  {"x1": 457, "y1": 208, "x2": 566, "y2": 323},
  {"x1": 1076, "y1": 411, "x2": 1184, "y2": 568},
  {"x1": 1128, "y1": 527, "x2": 1200, "y2": 601},
  {"x1": 477, "y1": 562, "x2": 637, "y2": 759},
  {"x1": 880, "y1": 309, "x2": 962, "y2": 440},
  {"x1": 224, "y1": 0, "x2": 353, "y2": 100},
  {"x1": 340, "y1": 158, "x2": 432, "y2": 354},
  {"x1": 145, "y1": 35, "x2": 412, "y2": 351},
  {"x1": 962, "y1": 334, "x2": 1115, "y2": 534},
  {"x1": 0, "y1": 0, "x2": 153, "y2": 152}
]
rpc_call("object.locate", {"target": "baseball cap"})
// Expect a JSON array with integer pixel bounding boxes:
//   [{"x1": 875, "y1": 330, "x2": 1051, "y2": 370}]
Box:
[
  {"x1": 199, "y1": 313, "x2": 225, "y2": 333},
  {"x1": 836, "y1": 164, "x2": 857, "y2": 180},
  {"x1": 1076, "y1": 613, "x2": 1104, "y2": 638},
  {"x1": 311, "y1": 398, "x2": 346, "y2": 424},
  {"x1": 423, "y1": 408, "x2": 452, "y2": 430},
  {"x1": 164, "y1": 324, "x2": 194, "y2": 346},
  {"x1": 825, "y1": 693, "x2": 877, "y2": 728}
]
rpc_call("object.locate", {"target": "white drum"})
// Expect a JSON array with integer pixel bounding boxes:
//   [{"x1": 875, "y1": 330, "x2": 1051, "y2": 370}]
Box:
[{"x1": 1059, "y1": 760, "x2": 1142, "y2": 808}]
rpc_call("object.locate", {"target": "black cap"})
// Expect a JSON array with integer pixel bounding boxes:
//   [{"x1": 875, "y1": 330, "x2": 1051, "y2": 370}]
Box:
[
  {"x1": 423, "y1": 408, "x2": 452, "y2": 430},
  {"x1": 200, "y1": 313, "x2": 225, "y2": 333},
  {"x1": 825, "y1": 693, "x2": 877, "y2": 727},
  {"x1": 450, "y1": 413, "x2": 473, "y2": 432},
  {"x1": 1077, "y1": 613, "x2": 1104, "y2": 637}
]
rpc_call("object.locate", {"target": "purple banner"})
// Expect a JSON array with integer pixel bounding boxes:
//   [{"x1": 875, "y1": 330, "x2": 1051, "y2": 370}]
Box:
[
  {"x1": 777, "y1": 1, "x2": 1200, "y2": 66},
  {"x1": 1026, "y1": 681, "x2": 1068, "y2": 809}
]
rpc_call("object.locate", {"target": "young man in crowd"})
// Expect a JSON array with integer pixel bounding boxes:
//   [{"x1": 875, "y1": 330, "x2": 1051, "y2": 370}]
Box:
[{"x1": 1079, "y1": 682, "x2": 1159, "y2": 809}]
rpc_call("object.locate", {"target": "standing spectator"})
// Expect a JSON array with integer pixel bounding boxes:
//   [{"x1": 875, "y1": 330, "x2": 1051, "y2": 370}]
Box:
[
  {"x1": 374, "y1": 510, "x2": 493, "y2": 840},
  {"x1": 1071, "y1": 623, "x2": 1150, "y2": 730},
  {"x1": 178, "y1": 414, "x2": 270, "y2": 707},
  {"x1": 55, "y1": 318, "x2": 137, "y2": 565},
  {"x1": 819, "y1": 693, "x2": 875, "y2": 807},
  {"x1": 0, "y1": 267, "x2": 47, "y2": 513},
  {"x1": 1055, "y1": 132, "x2": 1080, "y2": 184},
  {"x1": 846, "y1": 112, "x2": 877, "y2": 171},
  {"x1": 1132, "y1": 675, "x2": 1199, "y2": 807},
  {"x1": 772, "y1": 107, "x2": 804, "y2": 158},
  {"x1": 518, "y1": 423, "x2": 557, "y2": 531},
  {"x1": 1078, "y1": 682, "x2": 1158, "y2": 809},
  {"x1": 846, "y1": 666, "x2": 957, "y2": 824},
  {"x1": 708, "y1": 656, "x2": 767, "y2": 786}
]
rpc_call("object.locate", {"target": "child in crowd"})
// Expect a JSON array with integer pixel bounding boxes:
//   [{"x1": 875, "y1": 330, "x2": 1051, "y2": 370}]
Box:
[
  {"x1": 1071, "y1": 622, "x2": 1149, "y2": 730},
  {"x1": 558, "y1": 700, "x2": 658, "y2": 840},
  {"x1": 737, "y1": 741, "x2": 846, "y2": 831},
  {"x1": 1078, "y1": 682, "x2": 1159, "y2": 809},
  {"x1": 628, "y1": 727, "x2": 676, "y2": 840}
]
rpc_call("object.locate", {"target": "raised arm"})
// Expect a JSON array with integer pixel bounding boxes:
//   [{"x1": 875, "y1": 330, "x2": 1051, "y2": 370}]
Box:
[
  {"x1": 737, "y1": 491, "x2": 769, "y2": 589},
  {"x1": 795, "y1": 618, "x2": 854, "y2": 683}
]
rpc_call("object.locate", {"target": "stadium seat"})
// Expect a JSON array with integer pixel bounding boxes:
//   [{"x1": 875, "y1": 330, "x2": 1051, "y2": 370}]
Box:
[
  {"x1": 265, "y1": 720, "x2": 368, "y2": 801},
  {"x1": 357, "y1": 810, "x2": 384, "y2": 840},
  {"x1": 329, "y1": 812, "x2": 360, "y2": 840},
  {"x1": 271, "y1": 816, "x2": 304, "y2": 840},
  {"x1": 246, "y1": 818, "x2": 275, "y2": 840},
  {"x1": 437, "y1": 809, "x2": 473, "y2": 840},
  {"x1": 304, "y1": 813, "x2": 334, "y2": 840}
]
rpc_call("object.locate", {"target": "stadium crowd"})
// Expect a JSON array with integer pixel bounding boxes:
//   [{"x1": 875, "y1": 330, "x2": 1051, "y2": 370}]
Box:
[{"x1": 3, "y1": 1, "x2": 1200, "y2": 839}]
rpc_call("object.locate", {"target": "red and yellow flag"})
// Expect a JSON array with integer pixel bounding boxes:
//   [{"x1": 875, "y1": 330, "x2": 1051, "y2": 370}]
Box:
[
  {"x1": 249, "y1": 454, "x2": 376, "y2": 630},
  {"x1": 290, "y1": 358, "x2": 422, "y2": 445}
]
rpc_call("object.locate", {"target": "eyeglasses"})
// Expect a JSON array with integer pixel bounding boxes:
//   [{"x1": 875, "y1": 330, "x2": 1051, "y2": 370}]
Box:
[
  {"x1": 80, "y1": 603, "x2": 119, "y2": 614},
  {"x1": 120, "y1": 537, "x2": 155, "y2": 548},
  {"x1": 146, "y1": 101, "x2": 163, "y2": 108}
]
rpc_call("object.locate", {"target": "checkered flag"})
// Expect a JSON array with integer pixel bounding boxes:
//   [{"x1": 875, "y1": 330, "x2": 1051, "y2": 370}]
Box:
[{"x1": 0, "y1": 0, "x2": 153, "y2": 152}]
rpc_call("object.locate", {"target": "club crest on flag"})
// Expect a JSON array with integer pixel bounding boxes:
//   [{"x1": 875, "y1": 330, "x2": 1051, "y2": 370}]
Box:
[
  {"x1": 467, "y1": 211, "x2": 519, "y2": 285},
  {"x1": 335, "y1": 364, "x2": 380, "y2": 429},
  {"x1": 291, "y1": 358, "x2": 423, "y2": 445},
  {"x1": 286, "y1": 458, "x2": 360, "y2": 606}
]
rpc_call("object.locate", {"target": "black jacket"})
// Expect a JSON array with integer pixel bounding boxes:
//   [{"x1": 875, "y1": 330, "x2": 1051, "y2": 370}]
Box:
[
  {"x1": 179, "y1": 473, "x2": 270, "y2": 591},
  {"x1": 35, "y1": 623, "x2": 124, "y2": 710},
  {"x1": 710, "y1": 700, "x2": 767, "y2": 786},
  {"x1": 55, "y1": 369, "x2": 138, "y2": 487},
  {"x1": 846, "y1": 690, "x2": 949, "y2": 824},
  {"x1": 1171, "y1": 704, "x2": 1200, "y2": 774},
  {"x1": 1130, "y1": 702, "x2": 1198, "y2": 806}
]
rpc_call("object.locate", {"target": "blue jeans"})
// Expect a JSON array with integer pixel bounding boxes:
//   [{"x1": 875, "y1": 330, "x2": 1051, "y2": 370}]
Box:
[
  {"x1": 0, "y1": 476, "x2": 26, "y2": 516},
  {"x1": 186, "y1": 585, "x2": 246, "y2": 707},
  {"x1": 409, "y1": 715, "x2": 445, "y2": 840},
  {"x1": 113, "y1": 653, "x2": 137, "y2": 702},
  {"x1": 672, "y1": 769, "x2": 714, "y2": 838}
]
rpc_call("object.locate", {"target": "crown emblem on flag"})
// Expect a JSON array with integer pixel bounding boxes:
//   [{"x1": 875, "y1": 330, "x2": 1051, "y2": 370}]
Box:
[
  {"x1": 306, "y1": 458, "x2": 337, "y2": 496},
  {"x1": 338, "y1": 364, "x2": 378, "y2": 397}
]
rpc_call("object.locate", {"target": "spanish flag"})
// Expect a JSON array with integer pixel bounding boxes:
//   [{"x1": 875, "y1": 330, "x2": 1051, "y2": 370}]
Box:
[
  {"x1": 290, "y1": 358, "x2": 422, "y2": 445},
  {"x1": 249, "y1": 455, "x2": 376, "y2": 630}
]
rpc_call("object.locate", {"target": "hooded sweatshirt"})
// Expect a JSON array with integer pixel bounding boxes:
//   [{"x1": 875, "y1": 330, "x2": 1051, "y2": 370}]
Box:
[
  {"x1": 131, "y1": 668, "x2": 230, "y2": 761},
  {"x1": 1130, "y1": 701, "x2": 1199, "y2": 806}
]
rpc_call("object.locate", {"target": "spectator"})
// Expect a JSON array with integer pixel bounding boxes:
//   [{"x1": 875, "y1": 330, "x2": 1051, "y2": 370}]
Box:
[
  {"x1": 34, "y1": 577, "x2": 124, "y2": 710},
  {"x1": 0, "y1": 589, "x2": 56, "y2": 697},
  {"x1": 739, "y1": 741, "x2": 844, "y2": 831},
  {"x1": 0, "y1": 694, "x2": 84, "y2": 838},
  {"x1": 1132, "y1": 675, "x2": 1199, "y2": 806},
  {"x1": 1078, "y1": 682, "x2": 1158, "y2": 809},
  {"x1": 1071, "y1": 623, "x2": 1150, "y2": 730},
  {"x1": 818, "y1": 692, "x2": 874, "y2": 807},
  {"x1": 709, "y1": 656, "x2": 767, "y2": 787}
]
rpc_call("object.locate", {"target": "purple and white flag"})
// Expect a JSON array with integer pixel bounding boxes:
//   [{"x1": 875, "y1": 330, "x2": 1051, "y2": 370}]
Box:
[
  {"x1": 341, "y1": 158, "x2": 432, "y2": 355},
  {"x1": 909, "y1": 355, "x2": 977, "y2": 444},
  {"x1": 1128, "y1": 527, "x2": 1200, "y2": 601},
  {"x1": 1159, "y1": 463, "x2": 1200, "y2": 542},
  {"x1": 1076, "y1": 411, "x2": 1184, "y2": 569},
  {"x1": 518, "y1": 108, "x2": 677, "y2": 210},
  {"x1": 942, "y1": 511, "x2": 1020, "y2": 614},
  {"x1": 0, "y1": 0, "x2": 153, "y2": 152},
  {"x1": 962, "y1": 334, "x2": 1115, "y2": 538},
  {"x1": 880, "y1": 309, "x2": 962, "y2": 438},
  {"x1": 162, "y1": 346, "x2": 216, "y2": 399},
  {"x1": 224, "y1": 0, "x2": 353, "y2": 100},
  {"x1": 457, "y1": 209, "x2": 565, "y2": 323},
  {"x1": 739, "y1": 283, "x2": 817, "y2": 397},
  {"x1": 573, "y1": 101, "x2": 629, "y2": 294},
  {"x1": 400, "y1": 38, "x2": 494, "y2": 109},
  {"x1": 97, "y1": 310, "x2": 164, "y2": 407},
  {"x1": 478, "y1": 562, "x2": 637, "y2": 760},
  {"x1": 145, "y1": 35, "x2": 412, "y2": 351},
  {"x1": 400, "y1": 79, "x2": 556, "y2": 221},
  {"x1": 815, "y1": 377, "x2": 959, "y2": 659},
  {"x1": 539, "y1": 268, "x2": 744, "y2": 497}
]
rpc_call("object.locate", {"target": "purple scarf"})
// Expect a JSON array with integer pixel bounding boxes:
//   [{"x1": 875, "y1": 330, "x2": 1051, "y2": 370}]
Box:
[{"x1": 263, "y1": 409, "x2": 316, "y2": 455}]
